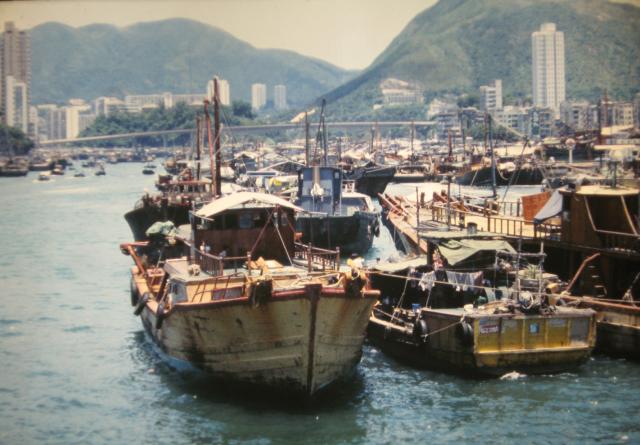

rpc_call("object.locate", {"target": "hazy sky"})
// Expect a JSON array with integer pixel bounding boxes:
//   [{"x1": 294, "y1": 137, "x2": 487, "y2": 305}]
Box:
[{"x1": 0, "y1": 0, "x2": 437, "y2": 70}]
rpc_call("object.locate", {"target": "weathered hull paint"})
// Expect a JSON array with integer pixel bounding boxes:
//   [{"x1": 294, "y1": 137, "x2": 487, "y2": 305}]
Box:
[
  {"x1": 137, "y1": 284, "x2": 377, "y2": 396},
  {"x1": 553, "y1": 296, "x2": 640, "y2": 360},
  {"x1": 367, "y1": 308, "x2": 596, "y2": 376}
]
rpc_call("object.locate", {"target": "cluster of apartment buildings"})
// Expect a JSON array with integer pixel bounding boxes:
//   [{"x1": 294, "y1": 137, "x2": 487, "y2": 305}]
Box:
[
  {"x1": 0, "y1": 22, "x2": 32, "y2": 138},
  {"x1": 428, "y1": 23, "x2": 640, "y2": 140},
  {"x1": 250, "y1": 83, "x2": 287, "y2": 111},
  {"x1": 1, "y1": 21, "x2": 289, "y2": 142},
  {"x1": 34, "y1": 87, "x2": 226, "y2": 141}
]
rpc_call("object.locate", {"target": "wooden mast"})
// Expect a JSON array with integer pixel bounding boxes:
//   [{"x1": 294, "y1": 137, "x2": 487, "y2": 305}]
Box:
[
  {"x1": 195, "y1": 116, "x2": 201, "y2": 180},
  {"x1": 304, "y1": 112, "x2": 310, "y2": 167},
  {"x1": 213, "y1": 77, "x2": 222, "y2": 197}
]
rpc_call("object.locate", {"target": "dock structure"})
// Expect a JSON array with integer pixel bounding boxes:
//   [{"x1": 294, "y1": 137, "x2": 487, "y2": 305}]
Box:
[{"x1": 379, "y1": 186, "x2": 640, "y2": 296}]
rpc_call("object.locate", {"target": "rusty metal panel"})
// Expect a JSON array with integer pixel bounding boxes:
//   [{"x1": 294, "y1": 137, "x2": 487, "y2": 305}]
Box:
[{"x1": 570, "y1": 318, "x2": 590, "y2": 344}]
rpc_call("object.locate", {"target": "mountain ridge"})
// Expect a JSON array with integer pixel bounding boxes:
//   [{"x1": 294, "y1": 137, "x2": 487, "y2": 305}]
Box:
[
  {"x1": 323, "y1": 0, "x2": 640, "y2": 115},
  {"x1": 30, "y1": 18, "x2": 356, "y2": 106}
]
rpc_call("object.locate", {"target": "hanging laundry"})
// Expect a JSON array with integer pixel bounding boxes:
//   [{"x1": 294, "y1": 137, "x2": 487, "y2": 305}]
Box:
[
  {"x1": 445, "y1": 271, "x2": 483, "y2": 292},
  {"x1": 418, "y1": 271, "x2": 436, "y2": 291}
]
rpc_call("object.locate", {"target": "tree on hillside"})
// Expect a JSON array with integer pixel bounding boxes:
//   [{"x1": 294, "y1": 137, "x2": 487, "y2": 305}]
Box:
[
  {"x1": 79, "y1": 101, "x2": 256, "y2": 147},
  {"x1": 232, "y1": 101, "x2": 254, "y2": 119},
  {"x1": 0, "y1": 123, "x2": 34, "y2": 155}
]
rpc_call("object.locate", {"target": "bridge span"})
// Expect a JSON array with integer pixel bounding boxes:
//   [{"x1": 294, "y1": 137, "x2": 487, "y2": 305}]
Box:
[{"x1": 38, "y1": 120, "x2": 436, "y2": 146}]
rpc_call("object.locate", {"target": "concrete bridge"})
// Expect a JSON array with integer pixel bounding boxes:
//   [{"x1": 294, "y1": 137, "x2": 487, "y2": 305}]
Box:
[{"x1": 38, "y1": 120, "x2": 436, "y2": 146}]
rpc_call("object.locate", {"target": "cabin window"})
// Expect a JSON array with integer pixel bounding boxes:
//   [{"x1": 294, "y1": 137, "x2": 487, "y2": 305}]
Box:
[
  {"x1": 224, "y1": 213, "x2": 238, "y2": 230},
  {"x1": 169, "y1": 282, "x2": 188, "y2": 303},
  {"x1": 253, "y1": 212, "x2": 266, "y2": 227},
  {"x1": 239, "y1": 212, "x2": 253, "y2": 229},
  {"x1": 175, "y1": 284, "x2": 188, "y2": 303}
]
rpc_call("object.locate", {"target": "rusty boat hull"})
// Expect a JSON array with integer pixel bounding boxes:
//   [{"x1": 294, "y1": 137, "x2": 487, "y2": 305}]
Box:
[
  {"x1": 554, "y1": 296, "x2": 640, "y2": 360},
  {"x1": 132, "y1": 269, "x2": 378, "y2": 396}
]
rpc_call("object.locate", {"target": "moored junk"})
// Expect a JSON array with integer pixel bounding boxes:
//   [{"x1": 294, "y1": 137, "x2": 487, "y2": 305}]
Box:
[
  {"x1": 380, "y1": 177, "x2": 640, "y2": 359},
  {"x1": 120, "y1": 192, "x2": 379, "y2": 397},
  {"x1": 294, "y1": 166, "x2": 381, "y2": 255},
  {"x1": 123, "y1": 179, "x2": 242, "y2": 241},
  {"x1": 0, "y1": 157, "x2": 29, "y2": 177},
  {"x1": 367, "y1": 242, "x2": 597, "y2": 376}
]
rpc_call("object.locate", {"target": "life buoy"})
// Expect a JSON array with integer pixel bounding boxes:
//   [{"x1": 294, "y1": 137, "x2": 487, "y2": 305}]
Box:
[{"x1": 134, "y1": 292, "x2": 149, "y2": 316}]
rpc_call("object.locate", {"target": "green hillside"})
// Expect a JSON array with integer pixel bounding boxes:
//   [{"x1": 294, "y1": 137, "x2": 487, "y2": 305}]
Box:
[
  {"x1": 324, "y1": 0, "x2": 640, "y2": 116},
  {"x1": 30, "y1": 19, "x2": 356, "y2": 107}
]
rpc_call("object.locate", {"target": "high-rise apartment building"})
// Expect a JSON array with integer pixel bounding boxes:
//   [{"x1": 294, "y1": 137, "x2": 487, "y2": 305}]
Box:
[
  {"x1": 479, "y1": 79, "x2": 502, "y2": 111},
  {"x1": 251, "y1": 83, "x2": 267, "y2": 110},
  {"x1": 532, "y1": 23, "x2": 565, "y2": 113},
  {"x1": 1, "y1": 22, "x2": 31, "y2": 132},
  {"x1": 5, "y1": 75, "x2": 28, "y2": 133},
  {"x1": 274, "y1": 84, "x2": 287, "y2": 110},
  {"x1": 206, "y1": 78, "x2": 230, "y2": 105}
]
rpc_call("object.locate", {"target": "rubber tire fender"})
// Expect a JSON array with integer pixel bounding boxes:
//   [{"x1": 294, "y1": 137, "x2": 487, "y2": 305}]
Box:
[
  {"x1": 456, "y1": 321, "x2": 474, "y2": 347},
  {"x1": 413, "y1": 318, "x2": 429, "y2": 343},
  {"x1": 373, "y1": 218, "x2": 381, "y2": 237},
  {"x1": 155, "y1": 303, "x2": 165, "y2": 330},
  {"x1": 133, "y1": 292, "x2": 150, "y2": 316},
  {"x1": 130, "y1": 277, "x2": 139, "y2": 306}
]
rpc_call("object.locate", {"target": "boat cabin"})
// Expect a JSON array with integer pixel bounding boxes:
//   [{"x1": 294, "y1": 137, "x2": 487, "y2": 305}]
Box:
[
  {"x1": 296, "y1": 166, "x2": 342, "y2": 215},
  {"x1": 558, "y1": 185, "x2": 639, "y2": 249},
  {"x1": 191, "y1": 192, "x2": 299, "y2": 266}
]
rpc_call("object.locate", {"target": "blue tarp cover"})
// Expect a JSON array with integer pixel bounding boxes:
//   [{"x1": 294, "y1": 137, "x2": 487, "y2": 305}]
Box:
[{"x1": 533, "y1": 190, "x2": 563, "y2": 224}]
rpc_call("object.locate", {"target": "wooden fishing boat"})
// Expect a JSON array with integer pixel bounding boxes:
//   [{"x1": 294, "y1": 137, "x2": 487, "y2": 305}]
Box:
[
  {"x1": 382, "y1": 181, "x2": 640, "y2": 359},
  {"x1": 343, "y1": 163, "x2": 396, "y2": 197},
  {"x1": 0, "y1": 158, "x2": 28, "y2": 177},
  {"x1": 552, "y1": 293, "x2": 640, "y2": 360},
  {"x1": 367, "y1": 244, "x2": 597, "y2": 376},
  {"x1": 121, "y1": 192, "x2": 379, "y2": 396},
  {"x1": 368, "y1": 302, "x2": 596, "y2": 376},
  {"x1": 294, "y1": 166, "x2": 380, "y2": 255}
]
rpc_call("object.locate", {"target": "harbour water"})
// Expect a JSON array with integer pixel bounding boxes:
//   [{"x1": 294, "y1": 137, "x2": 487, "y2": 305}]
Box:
[{"x1": 1, "y1": 163, "x2": 638, "y2": 444}]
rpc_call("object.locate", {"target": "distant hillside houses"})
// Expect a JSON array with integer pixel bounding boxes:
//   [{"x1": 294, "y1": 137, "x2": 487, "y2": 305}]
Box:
[{"x1": 380, "y1": 78, "x2": 423, "y2": 106}]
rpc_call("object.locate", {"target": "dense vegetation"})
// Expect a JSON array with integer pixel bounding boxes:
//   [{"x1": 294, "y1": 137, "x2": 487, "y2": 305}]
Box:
[
  {"x1": 31, "y1": 19, "x2": 356, "y2": 107},
  {"x1": 323, "y1": 0, "x2": 640, "y2": 116},
  {"x1": 0, "y1": 124, "x2": 34, "y2": 155},
  {"x1": 80, "y1": 101, "x2": 254, "y2": 147}
]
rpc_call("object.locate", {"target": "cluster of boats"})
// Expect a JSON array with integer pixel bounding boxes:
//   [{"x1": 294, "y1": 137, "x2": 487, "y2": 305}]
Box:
[{"x1": 118, "y1": 95, "x2": 639, "y2": 399}]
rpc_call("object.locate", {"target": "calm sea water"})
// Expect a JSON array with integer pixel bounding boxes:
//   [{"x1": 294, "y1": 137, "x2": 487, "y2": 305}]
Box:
[{"x1": 0, "y1": 163, "x2": 638, "y2": 444}]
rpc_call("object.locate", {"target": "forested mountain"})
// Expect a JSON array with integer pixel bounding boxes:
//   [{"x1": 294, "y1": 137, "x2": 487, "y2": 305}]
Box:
[
  {"x1": 30, "y1": 19, "x2": 356, "y2": 106},
  {"x1": 324, "y1": 0, "x2": 640, "y2": 115}
]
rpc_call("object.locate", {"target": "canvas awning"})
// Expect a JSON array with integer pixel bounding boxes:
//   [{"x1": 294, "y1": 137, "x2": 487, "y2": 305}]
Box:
[
  {"x1": 436, "y1": 239, "x2": 516, "y2": 266},
  {"x1": 194, "y1": 192, "x2": 302, "y2": 218},
  {"x1": 371, "y1": 256, "x2": 427, "y2": 273},
  {"x1": 533, "y1": 190, "x2": 563, "y2": 224}
]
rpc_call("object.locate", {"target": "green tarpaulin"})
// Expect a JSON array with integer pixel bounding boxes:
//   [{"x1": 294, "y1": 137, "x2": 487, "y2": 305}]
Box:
[
  {"x1": 436, "y1": 239, "x2": 516, "y2": 266},
  {"x1": 145, "y1": 221, "x2": 177, "y2": 238}
]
